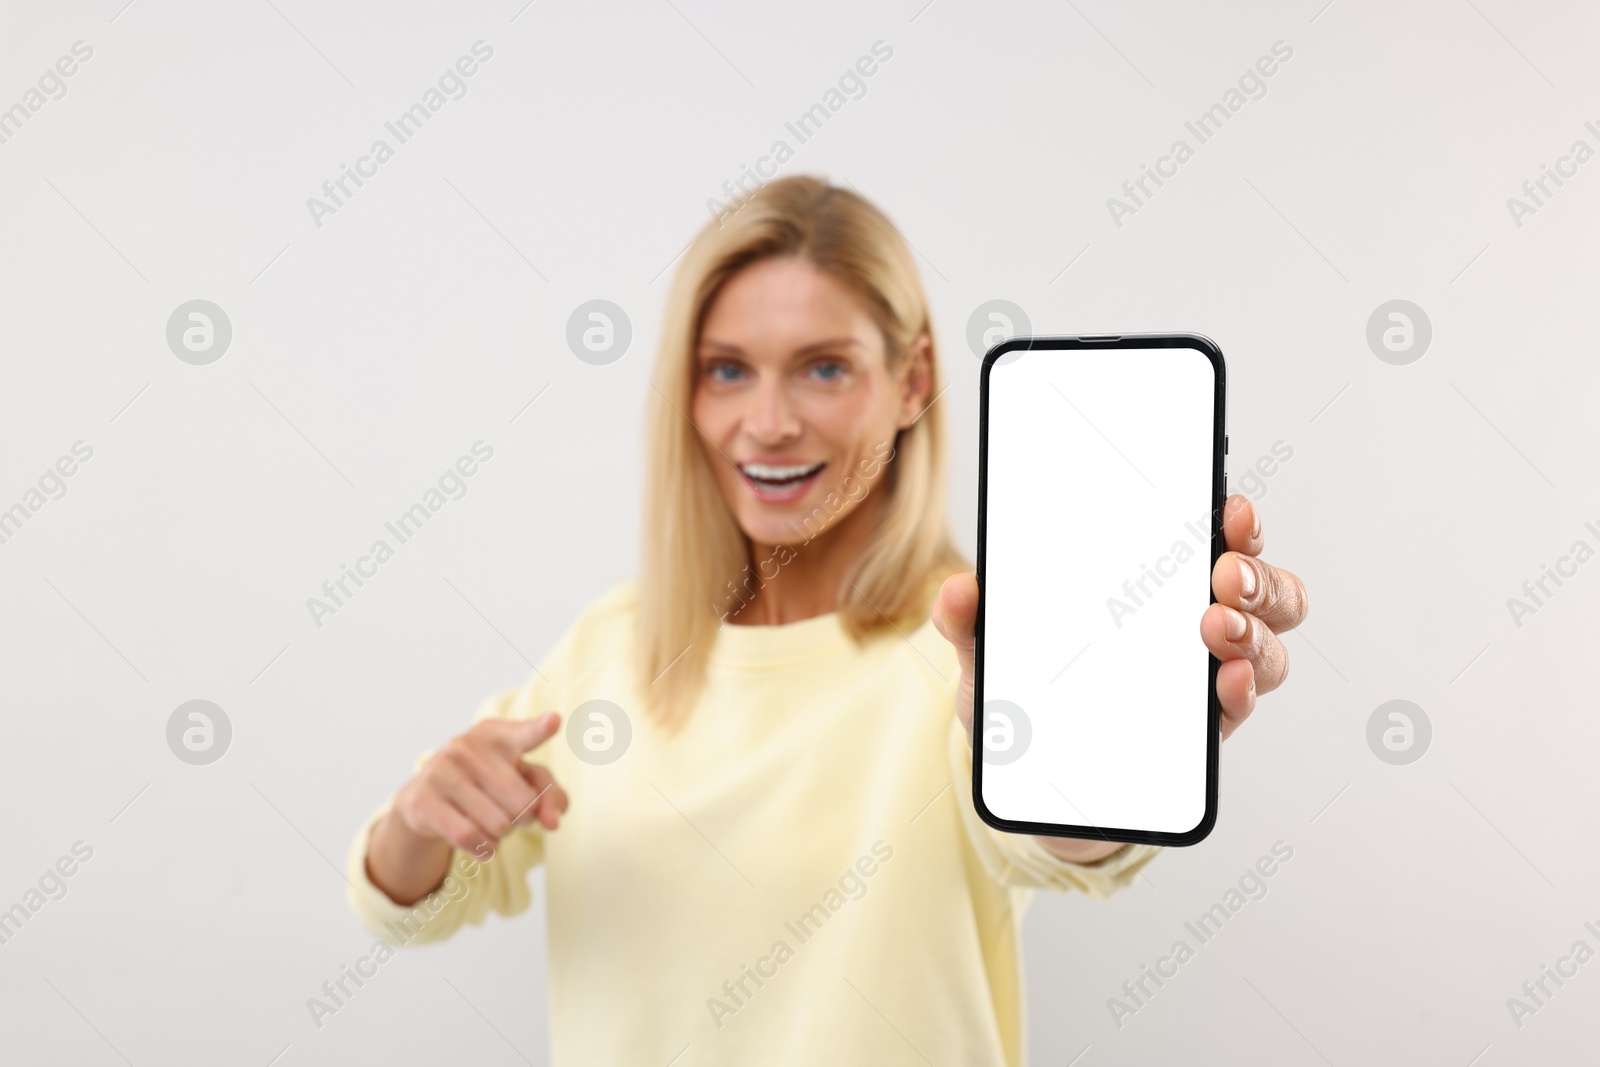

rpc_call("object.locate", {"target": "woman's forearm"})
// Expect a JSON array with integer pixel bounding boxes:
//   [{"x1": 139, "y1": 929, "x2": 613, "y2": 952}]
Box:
[{"x1": 366, "y1": 810, "x2": 454, "y2": 906}]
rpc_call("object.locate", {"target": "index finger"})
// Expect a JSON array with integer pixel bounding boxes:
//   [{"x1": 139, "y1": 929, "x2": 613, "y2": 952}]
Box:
[{"x1": 478, "y1": 713, "x2": 562, "y2": 758}]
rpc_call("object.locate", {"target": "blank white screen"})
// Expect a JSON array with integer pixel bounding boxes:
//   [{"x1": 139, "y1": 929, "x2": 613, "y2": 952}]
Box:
[{"x1": 979, "y1": 345, "x2": 1217, "y2": 836}]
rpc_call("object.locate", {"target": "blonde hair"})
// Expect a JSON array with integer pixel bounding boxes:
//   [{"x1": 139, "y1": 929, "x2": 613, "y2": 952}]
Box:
[{"x1": 636, "y1": 175, "x2": 968, "y2": 726}]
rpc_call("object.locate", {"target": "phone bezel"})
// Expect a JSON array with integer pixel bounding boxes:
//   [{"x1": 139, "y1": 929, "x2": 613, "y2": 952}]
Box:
[{"x1": 972, "y1": 332, "x2": 1226, "y2": 848}]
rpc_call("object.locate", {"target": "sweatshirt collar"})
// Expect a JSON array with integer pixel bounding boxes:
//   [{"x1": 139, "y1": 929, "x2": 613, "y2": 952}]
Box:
[{"x1": 707, "y1": 609, "x2": 853, "y2": 668}]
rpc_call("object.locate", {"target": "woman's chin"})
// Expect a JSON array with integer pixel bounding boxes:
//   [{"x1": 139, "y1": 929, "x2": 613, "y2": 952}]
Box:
[
  {"x1": 730, "y1": 499, "x2": 817, "y2": 547},
  {"x1": 730, "y1": 485, "x2": 871, "y2": 549},
  {"x1": 737, "y1": 517, "x2": 803, "y2": 548}
]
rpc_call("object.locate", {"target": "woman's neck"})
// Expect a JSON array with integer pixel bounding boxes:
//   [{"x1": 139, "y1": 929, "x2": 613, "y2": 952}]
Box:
[{"x1": 726, "y1": 495, "x2": 884, "y2": 626}]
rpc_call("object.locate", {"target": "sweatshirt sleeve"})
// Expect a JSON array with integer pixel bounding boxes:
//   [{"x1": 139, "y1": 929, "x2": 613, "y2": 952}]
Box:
[
  {"x1": 946, "y1": 715, "x2": 1161, "y2": 897},
  {"x1": 344, "y1": 675, "x2": 561, "y2": 947}
]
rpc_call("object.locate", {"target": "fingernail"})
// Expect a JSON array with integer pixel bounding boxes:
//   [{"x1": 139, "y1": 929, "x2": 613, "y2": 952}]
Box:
[
  {"x1": 1238, "y1": 558, "x2": 1257, "y2": 599},
  {"x1": 1249, "y1": 505, "x2": 1261, "y2": 540},
  {"x1": 1223, "y1": 606, "x2": 1248, "y2": 641}
]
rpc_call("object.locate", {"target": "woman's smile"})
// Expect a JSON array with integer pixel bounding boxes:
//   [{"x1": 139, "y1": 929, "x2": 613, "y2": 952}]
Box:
[{"x1": 738, "y1": 459, "x2": 827, "y2": 503}]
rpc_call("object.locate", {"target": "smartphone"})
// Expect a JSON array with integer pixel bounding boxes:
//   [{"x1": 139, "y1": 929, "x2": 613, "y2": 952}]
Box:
[{"x1": 972, "y1": 333, "x2": 1226, "y2": 847}]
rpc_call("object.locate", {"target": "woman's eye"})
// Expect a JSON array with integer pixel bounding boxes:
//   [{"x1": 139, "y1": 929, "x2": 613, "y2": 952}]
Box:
[
  {"x1": 708, "y1": 362, "x2": 744, "y2": 382},
  {"x1": 809, "y1": 360, "x2": 845, "y2": 381}
]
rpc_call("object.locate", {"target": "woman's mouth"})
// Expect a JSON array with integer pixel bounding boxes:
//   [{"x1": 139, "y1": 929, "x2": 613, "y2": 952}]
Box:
[{"x1": 738, "y1": 461, "x2": 826, "y2": 504}]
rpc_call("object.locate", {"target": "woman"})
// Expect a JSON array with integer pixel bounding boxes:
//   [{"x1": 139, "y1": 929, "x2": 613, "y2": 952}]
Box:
[{"x1": 346, "y1": 175, "x2": 1308, "y2": 1064}]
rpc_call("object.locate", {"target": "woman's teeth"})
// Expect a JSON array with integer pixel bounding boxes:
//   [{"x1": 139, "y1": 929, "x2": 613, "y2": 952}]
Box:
[{"x1": 740, "y1": 461, "x2": 825, "y2": 487}]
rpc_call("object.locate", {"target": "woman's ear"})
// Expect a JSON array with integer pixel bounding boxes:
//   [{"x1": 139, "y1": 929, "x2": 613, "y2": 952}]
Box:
[{"x1": 896, "y1": 332, "x2": 934, "y2": 428}]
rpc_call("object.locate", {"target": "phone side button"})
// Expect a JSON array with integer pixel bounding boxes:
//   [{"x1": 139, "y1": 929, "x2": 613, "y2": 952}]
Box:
[{"x1": 1224, "y1": 434, "x2": 1229, "y2": 454}]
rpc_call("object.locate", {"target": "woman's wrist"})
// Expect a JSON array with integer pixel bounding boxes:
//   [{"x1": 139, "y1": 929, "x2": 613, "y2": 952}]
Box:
[
  {"x1": 1035, "y1": 835, "x2": 1126, "y2": 866},
  {"x1": 366, "y1": 809, "x2": 454, "y2": 906}
]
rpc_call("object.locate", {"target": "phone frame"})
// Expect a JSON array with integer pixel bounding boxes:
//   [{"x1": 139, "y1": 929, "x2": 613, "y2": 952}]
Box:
[{"x1": 972, "y1": 333, "x2": 1227, "y2": 847}]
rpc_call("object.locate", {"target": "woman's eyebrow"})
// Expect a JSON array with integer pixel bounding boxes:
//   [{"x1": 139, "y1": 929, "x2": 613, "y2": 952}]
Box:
[
  {"x1": 697, "y1": 336, "x2": 863, "y2": 355},
  {"x1": 793, "y1": 337, "x2": 863, "y2": 355}
]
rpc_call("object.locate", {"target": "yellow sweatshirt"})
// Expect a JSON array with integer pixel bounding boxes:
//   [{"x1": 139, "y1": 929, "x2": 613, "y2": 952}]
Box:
[{"x1": 345, "y1": 579, "x2": 1159, "y2": 1066}]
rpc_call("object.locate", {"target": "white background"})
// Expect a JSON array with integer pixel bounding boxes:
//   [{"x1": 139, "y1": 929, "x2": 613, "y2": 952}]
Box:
[{"x1": 1, "y1": 1, "x2": 1597, "y2": 1064}]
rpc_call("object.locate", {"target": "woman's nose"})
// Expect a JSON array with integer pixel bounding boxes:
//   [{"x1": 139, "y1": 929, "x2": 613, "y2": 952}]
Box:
[{"x1": 746, "y1": 380, "x2": 800, "y2": 443}]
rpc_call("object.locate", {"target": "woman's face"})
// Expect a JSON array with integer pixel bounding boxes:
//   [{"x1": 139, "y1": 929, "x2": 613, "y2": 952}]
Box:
[{"x1": 691, "y1": 255, "x2": 931, "y2": 551}]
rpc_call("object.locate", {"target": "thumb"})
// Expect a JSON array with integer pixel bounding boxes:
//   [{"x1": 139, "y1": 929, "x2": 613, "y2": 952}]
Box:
[
  {"x1": 932, "y1": 572, "x2": 978, "y2": 681},
  {"x1": 933, "y1": 573, "x2": 980, "y2": 738}
]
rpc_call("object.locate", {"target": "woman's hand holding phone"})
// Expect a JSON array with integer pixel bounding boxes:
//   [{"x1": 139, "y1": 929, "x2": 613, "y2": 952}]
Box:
[
  {"x1": 1200, "y1": 495, "x2": 1310, "y2": 739},
  {"x1": 933, "y1": 493, "x2": 1310, "y2": 857}
]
